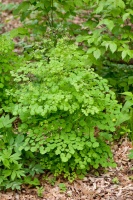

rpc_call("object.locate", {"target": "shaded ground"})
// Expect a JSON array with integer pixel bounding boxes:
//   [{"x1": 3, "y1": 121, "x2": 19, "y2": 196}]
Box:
[
  {"x1": 1, "y1": 1, "x2": 133, "y2": 199},
  {"x1": 0, "y1": 0, "x2": 22, "y2": 34}
]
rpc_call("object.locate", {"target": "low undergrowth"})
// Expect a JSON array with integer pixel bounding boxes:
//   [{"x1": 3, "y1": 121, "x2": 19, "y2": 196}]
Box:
[{"x1": 0, "y1": 36, "x2": 122, "y2": 189}]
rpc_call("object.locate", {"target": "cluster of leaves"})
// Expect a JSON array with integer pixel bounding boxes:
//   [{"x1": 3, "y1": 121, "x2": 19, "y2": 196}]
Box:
[
  {"x1": 5, "y1": 39, "x2": 121, "y2": 181},
  {"x1": 120, "y1": 92, "x2": 133, "y2": 139},
  {"x1": 0, "y1": 34, "x2": 44, "y2": 190},
  {"x1": 76, "y1": 0, "x2": 133, "y2": 93},
  {"x1": 0, "y1": 35, "x2": 14, "y2": 104},
  {"x1": 14, "y1": 0, "x2": 133, "y2": 94},
  {"x1": 0, "y1": 114, "x2": 45, "y2": 190},
  {"x1": 0, "y1": 35, "x2": 121, "y2": 188},
  {"x1": 0, "y1": 34, "x2": 23, "y2": 108},
  {"x1": 13, "y1": 0, "x2": 83, "y2": 37},
  {"x1": 95, "y1": 61, "x2": 133, "y2": 94}
]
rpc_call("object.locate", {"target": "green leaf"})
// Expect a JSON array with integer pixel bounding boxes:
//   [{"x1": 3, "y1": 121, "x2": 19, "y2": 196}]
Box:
[
  {"x1": 122, "y1": 50, "x2": 128, "y2": 59},
  {"x1": 24, "y1": 146, "x2": 30, "y2": 151},
  {"x1": 31, "y1": 147, "x2": 37, "y2": 152},
  {"x1": 86, "y1": 141, "x2": 92, "y2": 147},
  {"x1": 55, "y1": 148, "x2": 61, "y2": 155},
  {"x1": 98, "y1": 19, "x2": 114, "y2": 31},
  {"x1": 11, "y1": 171, "x2": 16, "y2": 180},
  {"x1": 95, "y1": 2, "x2": 104, "y2": 13},
  {"x1": 0, "y1": 83, "x2": 4, "y2": 88},
  {"x1": 92, "y1": 142, "x2": 99, "y2": 148},
  {"x1": 40, "y1": 146, "x2": 45, "y2": 154},
  {"x1": 10, "y1": 153, "x2": 21, "y2": 162},
  {"x1": 60, "y1": 153, "x2": 68, "y2": 162},
  {"x1": 122, "y1": 13, "x2": 130, "y2": 21},
  {"x1": 3, "y1": 159, "x2": 10, "y2": 168},
  {"x1": 128, "y1": 76, "x2": 133, "y2": 85},
  {"x1": 122, "y1": 92, "x2": 133, "y2": 97},
  {"x1": 13, "y1": 1, "x2": 30, "y2": 15},
  {"x1": 129, "y1": 149, "x2": 133, "y2": 159},
  {"x1": 93, "y1": 49, "x2": 101, "y2": 59},
  {"x1": 116, "y1": 0, "x2": 125, "y2": 9},
  {"x1": 111, "y1": 163, "x2": 117, "y2": 168},
  {"x1": 116, "y1": 113, "x2": 130, "y2": 126},
  {"x1": 109, "y1": 43, "x2": 117, "y2": 53}
]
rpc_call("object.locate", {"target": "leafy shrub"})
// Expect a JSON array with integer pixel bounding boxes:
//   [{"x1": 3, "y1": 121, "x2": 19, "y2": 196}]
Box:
[
  {"x1": 112, "y1": 91, "x2": 133, "y2": 140},
  {"x1": 13, "y1": 0, "x2": 82, "y2": 36},
  {"x1": 76, "y1": 0, "x2": 133, "y2": 93},
  {"x1": 0, "y1": 34, "x2": 44, "y2": 188},
  {"x1": 0, "y1": 34, "x2": 23, "y2": 108},
  {"x1": 0, "y1": 114, "x2": 24, "y2": 190},
  {"x1": 120, "y1": 92, "x2": 133, "y2": 138},
  {"x1": 94, "y1": 61, "x2": 133, "y2": 94},
  {"x1": 0, "y1": 35, "x2": 13, "y2": 103},
  {"x1": 0, "y1": 114, "x2": 45, "y2": 190},
  {"x1": 14, "y1": 0, "x2": 133, "y2": 94},
  {"x1": 7, "y1": 39, "x2": 121, "y2": 180}
]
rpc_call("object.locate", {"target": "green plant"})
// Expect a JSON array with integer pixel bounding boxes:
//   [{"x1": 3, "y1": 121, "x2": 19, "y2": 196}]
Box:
[
  {"x1": 0, "y1": 115, "x2": 25, "y2": 190},
  {"x1": 123, "y1": 92, "x2": 133, "y2": 131},
  {"x1": 24, "y1": 176, "x2": 40, "y2": 186},
  {"x1": 1, "y1": 0, "x2": 132, "y2": 190},
  {"x1": 112, "y1": 92, "x2": 133, "y2": 140},
  {"x1": 114, "y1": 126, "x2": 131, "y2": 140},
  {"x1": 112, "y1": 177, "x2": 119, "y2": 184},
  {"x1": 0, "y1": 112, "x2": 45, "y2": 190},
  {"x1": 0, "y1": 34, "x2": 23, "y2": 109},
  {"x1": 13, "y1": 0, "x2": 84, "y2": 36},
  {"x1": 117, "y1": 92, "x2": 133, "y2": 139},
  {"x1": 94, "y1": 61, "x2": 133, "y2": 94},
  {"x1": 36, "y1": 186, "x2": 44, "y2": 197},
  {"x1": 76, "y1": 0, "x2": 133, "y2": 94},
  {"x1": 0, "y1": 35, "x2": 14, "y2": 104},
  {"x1": 129, "y1": 149, "x2": 133, "y2": 160},
  {"x1": 13, "y1": 0, "x2": 133, "y2": 94},
  {"x1": 0, "y1": 65, "x2": 26, "y2": 191},
  {"x1": 7, "y1": 38, "x2": 121, "y2": 181},
  {"x1": 58, "y1": 183, "x2": 67, "y2": 192},
  {"x1": 0, "y1": 129, "x2": 45, "y2": 190},
  {"x1": 0, "y1": 2, "x2": 18, "y2": 12},
  {"x1": 43, "y1": 175, "x2": 56, "y2": 186}
]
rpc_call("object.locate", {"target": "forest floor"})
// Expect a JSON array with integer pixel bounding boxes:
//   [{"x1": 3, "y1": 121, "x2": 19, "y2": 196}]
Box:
[{"x1": 1, "y1": 0, "x2": 133, "y2": 199}]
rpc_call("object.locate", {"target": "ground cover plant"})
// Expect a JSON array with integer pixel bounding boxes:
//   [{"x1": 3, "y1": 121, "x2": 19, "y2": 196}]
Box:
[
  {"x1": 0, "y1": 0, "x2": 133, "y2": 193},
  {"x1": 8, "y1": 39, "x2": 121, "y2": 180}
]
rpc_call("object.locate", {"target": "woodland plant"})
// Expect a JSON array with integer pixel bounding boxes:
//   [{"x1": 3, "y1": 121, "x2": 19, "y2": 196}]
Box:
[
  {"x1": 13, "y1": 0, "x2": 83, "y2": 36},
  {"x1": 0, "y1": 35, "x2": 18, "y2": 106},
  {"x1": 0, "y1": 34, "x2": 45, "y2": 190},
  {"x1": 76, "y1": 0, "x2": 133, "y2": 93},
  {"x1": 14, "y1": 0, "x2": 133, "y2": 93},
  {"x1": 7, "y1": 39, "x2": 121, "y2": 181},
  {"x1": 120, "y1": 92, "x2": 133, "y2": 139}
]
